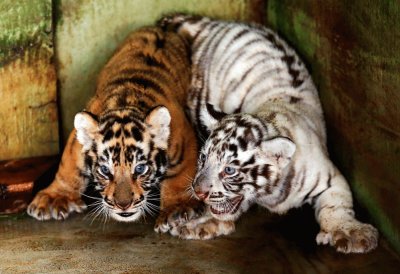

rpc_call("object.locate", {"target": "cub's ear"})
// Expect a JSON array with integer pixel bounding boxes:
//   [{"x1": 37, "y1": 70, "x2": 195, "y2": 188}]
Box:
[
  {"x1": 145, "y1": 106, "x2": 171, "y2": 147},
  {"x1": 261, "y1": 137, "x2": 296, "y2": 169},
  {"x1": 74, "y1": 111, "x2": 99, "y2": 150},
  {"x1": 205, "y1": 103, "x2": 228, "y2": 130}
]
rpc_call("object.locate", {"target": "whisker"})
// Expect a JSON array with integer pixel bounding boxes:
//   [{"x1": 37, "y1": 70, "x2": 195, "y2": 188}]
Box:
[
  {"x1": 89, "y1": 208, "x2": 103, "y2": 225},
  {"x1": 85, "y1": 203, "x2": 103, "y2": 218},
  {"x1": 146, "y1": 203, "x2": 160, "y2": 211},
  {"x1": 102, "y1": 207, "x2": 110, "y2": 230},
  {"x1": 145, "y1": 203, "x2": 159, "y2": 218},
  {"x1": 144, "y1": 207, "x2": 155, "y2": 218},
  {"x1": 183, "y1": 175, "x2": 192, "y2": 181},
  {"x1": 87, "y1": 201, "x2": 104, "y2": 207},
  {"x1": 141, "y1": 207, "x2": 148, "y2": 223},
  {"x1": 84, "y1": 206, "x2": 102, "y2": 221},
  {"x1": 184, "y1": 184, "x2": 197, "y2": 200},
  {"x1": 198, "y1": 133, "x2": 207, "y2": 143},
  {"x1": 146, "y1": 206, "x2": 159, "y2": 214},
  {"x1": 146, "y1": 193, "x2": 160, "y2": 198},
  {"x1": 144, "y1": 204, "x2": 157, "y2": 218},
  {"x1": 146, "y1": 198, "x2": 160, "y2": 203},
  {"x1": 79, "y1": 192, "x2": 102, "y2": 201}
]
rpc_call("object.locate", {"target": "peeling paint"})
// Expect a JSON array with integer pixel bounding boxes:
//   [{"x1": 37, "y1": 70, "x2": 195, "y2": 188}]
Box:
[
  {"x1": 0, "y1": 0, "x2": 58, "y2": 160},
  {"x1": 0, "y1": 55, "x2": 58, "y2": 160}
]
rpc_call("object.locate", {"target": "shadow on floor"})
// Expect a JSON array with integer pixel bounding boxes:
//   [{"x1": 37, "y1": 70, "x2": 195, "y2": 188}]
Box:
[{"x1": 0, "y1": 206, "x2": 399, "y2": 273}]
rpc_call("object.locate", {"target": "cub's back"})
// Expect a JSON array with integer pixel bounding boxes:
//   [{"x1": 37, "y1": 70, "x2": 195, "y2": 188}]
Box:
[
  {"x1": 188, "y1": 20, "x2": 318, "y2": 112},
  {"x1": 91, "y1": 27, "x2": 191, "y2": 114}
]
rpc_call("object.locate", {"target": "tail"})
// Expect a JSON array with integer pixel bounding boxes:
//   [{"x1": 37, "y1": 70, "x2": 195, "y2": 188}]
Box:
[{"x1": 157, "y1": 13, "x2": 207, "y2": 41}]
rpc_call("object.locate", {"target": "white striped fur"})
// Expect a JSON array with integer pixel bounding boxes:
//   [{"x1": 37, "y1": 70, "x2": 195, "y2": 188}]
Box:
[{"x1": 160, "y1": 14, "x2": 378, "y2": 253}]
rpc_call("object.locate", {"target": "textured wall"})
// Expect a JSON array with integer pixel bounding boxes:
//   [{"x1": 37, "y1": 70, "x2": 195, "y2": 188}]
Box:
[
  {"x1": 265, "y1": 0, "x2": 400, "y2": 253},
  {"x1": 0, "y1": 0, "x2": 59, "y2": 160},
  {"x1": 56, "y1": 0, "x2": 263, "y2": 141}
]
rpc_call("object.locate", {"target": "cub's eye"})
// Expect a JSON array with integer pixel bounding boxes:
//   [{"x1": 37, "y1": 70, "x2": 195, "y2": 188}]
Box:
[
  {"x1": 224, "y1": 166, "x2": 236, "y2": 176},
  {"x1": 135, "y1": 164, "x2": 148, "y2": 175},
  {"x1": 100, "y1": 165, "x2": 111, "y2": 176},
  {"x1": 200, "y1": 153, "x2": 207, "y2": 162}
]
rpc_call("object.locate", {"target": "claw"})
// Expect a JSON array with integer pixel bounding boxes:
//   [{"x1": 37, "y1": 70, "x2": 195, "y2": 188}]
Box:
[
  {"x1": 316, "y1": 222, "x2": 379, "y2": 253},
  {"x1": 154, "y1": 204, "x2": 206, "y2": 234},
  {"x1": 27, "y1": 191, "x2": 86, "y2": 221},
  {"x1": 177, "y1": 217, "x2": 235, "y2": 240}
]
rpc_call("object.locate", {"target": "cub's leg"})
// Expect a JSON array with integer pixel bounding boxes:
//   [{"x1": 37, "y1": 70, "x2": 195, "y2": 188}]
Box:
[
  {"x1": 154, "y1": 115, "x2": 204, "y2": 233},
  {"x1": 174, "y1": 210, "x2": 235, "y2": 240},
  {"x1": 314, "y1": 167, "x2": 378, "y2": 253},
  {"x1": 27, "y1": 131, "x2": 87, "y2": 220},
  {"x1": 154, "y1": 164, "x2": 205, "y2": 233}
]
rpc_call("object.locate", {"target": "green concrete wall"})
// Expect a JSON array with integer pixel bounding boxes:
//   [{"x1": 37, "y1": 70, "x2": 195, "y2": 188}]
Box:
[
  {"x1": 265, "y1": 0, "x2": 400, "y2": 253},
  {"x1": 0, "y1": 0, "x2": 59, "y2": 160},
  {"x1": 56, "y1": 0, "x2": 263, "y2": 141}
]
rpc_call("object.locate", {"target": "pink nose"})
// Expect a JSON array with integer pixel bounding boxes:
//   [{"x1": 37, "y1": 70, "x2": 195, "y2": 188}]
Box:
[
  {"x1": 115, "y1": 199, "x2": 132, "y2": 210},
  {"x1": 195, "y1": 191, "x2": 209, "y2": 200}
]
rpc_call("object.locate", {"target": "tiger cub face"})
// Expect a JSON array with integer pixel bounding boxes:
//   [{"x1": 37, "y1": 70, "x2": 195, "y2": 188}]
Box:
[
  {"x1": 75, "y1": 106, "x2": 170, "y2": 222},
  {"x1": 192, "y1": 114, "x2": 296, "y2": 221}
]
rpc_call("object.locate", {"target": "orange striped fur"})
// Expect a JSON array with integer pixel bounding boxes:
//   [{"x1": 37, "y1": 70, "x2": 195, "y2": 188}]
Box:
[{"x1": 28, "y1": 27, "x2": 201, "y2": 229}]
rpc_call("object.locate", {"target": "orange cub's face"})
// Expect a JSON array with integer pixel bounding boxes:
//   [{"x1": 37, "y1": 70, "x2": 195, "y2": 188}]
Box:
[{"x1": 74, "y1": 106, "x2": 171, "y2": 222}]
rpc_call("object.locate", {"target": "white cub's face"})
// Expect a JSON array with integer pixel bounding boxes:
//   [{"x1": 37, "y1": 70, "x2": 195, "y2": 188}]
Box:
[{"x1": 192, "y1": 114, "x2": 296, "y2": 221}]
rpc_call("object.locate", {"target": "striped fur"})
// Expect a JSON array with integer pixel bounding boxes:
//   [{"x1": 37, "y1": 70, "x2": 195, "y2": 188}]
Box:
[
  {"x1": 160, "y1": 15, "x2": 378, "y2": 253},
  {"x1": 28, "y1": 27, "x2": 200, "y2": 227}
]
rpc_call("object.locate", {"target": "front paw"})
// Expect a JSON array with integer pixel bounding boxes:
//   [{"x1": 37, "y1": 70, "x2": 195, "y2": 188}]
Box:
[
  {"x1": 178, "y1": 217, "x2": 235, "y2": 240},
  {"x1": 316, "y1": 222, "x2": 378, "y2": 253},
  {"x1": 27, "y1": 191, "x2": 86, "y2": 221},
  {"x1": 154, "y1": 203, "x2": 205, "y2": 234}
]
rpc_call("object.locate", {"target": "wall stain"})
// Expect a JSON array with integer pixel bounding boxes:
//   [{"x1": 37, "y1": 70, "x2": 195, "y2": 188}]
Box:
[{"x1": 266, "y1": 0, "x2": 400, "y2": 254}]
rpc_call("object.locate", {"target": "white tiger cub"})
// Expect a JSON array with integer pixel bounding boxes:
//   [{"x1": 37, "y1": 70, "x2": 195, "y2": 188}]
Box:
[{"x1": 159, "y1": 14, "x2": 378, "y2": 253}]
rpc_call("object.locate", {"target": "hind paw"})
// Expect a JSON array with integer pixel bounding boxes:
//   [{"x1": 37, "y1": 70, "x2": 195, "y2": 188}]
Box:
[
  {"x1": 316, "y1": 222, "x2": 378, "y2": 253},
  {"x1": 27, "y1": 191, "x2": 86, "y2": 221}
]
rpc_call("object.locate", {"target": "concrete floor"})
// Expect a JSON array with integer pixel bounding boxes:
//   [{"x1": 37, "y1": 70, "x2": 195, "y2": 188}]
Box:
[{"x1": 1, "y1": 206, "x2": 399, "y2": 274}]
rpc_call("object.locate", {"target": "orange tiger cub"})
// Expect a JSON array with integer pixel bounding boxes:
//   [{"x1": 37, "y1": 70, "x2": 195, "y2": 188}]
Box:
[{"x1": 27, "y1": 26, "x2": 201, "y2": 230}]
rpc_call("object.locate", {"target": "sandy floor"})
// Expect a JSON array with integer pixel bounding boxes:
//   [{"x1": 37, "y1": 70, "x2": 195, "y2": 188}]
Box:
[{"x1": 1, "y1": 206, "x2": 399, "y2": 273}]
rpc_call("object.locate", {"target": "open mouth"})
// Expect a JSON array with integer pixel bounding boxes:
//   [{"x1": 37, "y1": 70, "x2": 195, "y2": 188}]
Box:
[
  {"x1": 209, "y1": 196, "x2": 243, "y2": 215},
  {"x1": 111, "y1": 209, "x2": 143, "y2": 222},
  {"x1": 117, "y1": 212, "x2": 135, "y2": 217}
]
